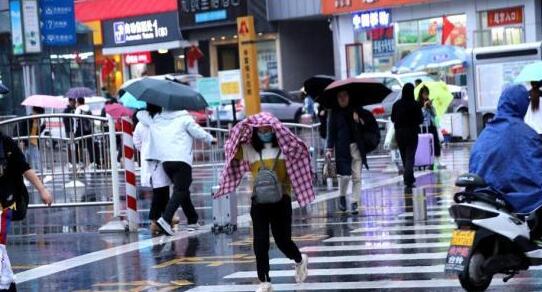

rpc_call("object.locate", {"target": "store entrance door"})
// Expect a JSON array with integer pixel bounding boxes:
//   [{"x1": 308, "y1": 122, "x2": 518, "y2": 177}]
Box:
[{"x1": 217, "y1": 44, "x2": 239, "y2": 71}]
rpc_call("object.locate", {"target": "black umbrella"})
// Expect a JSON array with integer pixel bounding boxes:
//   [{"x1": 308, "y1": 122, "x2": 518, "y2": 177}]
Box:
[
  {"x1": 124, "y1": 78, "x2": 208, "y2": 111},
  {"x1": 303, "y1": 75, "x2": 335, "y2": 98},
  {"x1": 0, "y1": 83, "x2": 9, "y2": 94},
  {"x1": 318, "y1": 78, "x2": 392, "y2": 109}
]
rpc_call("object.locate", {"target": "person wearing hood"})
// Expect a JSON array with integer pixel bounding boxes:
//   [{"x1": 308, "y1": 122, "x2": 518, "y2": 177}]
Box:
[
  {"x1": 391, "y1": 83, "x2": 424, "y2": 193},
  {"x1": 137, "y1": 105, "x2": 216, "y2": 236},
  {"x1": 470, "y1": 85, "x2": 542, "y2": 225},
  {"x1": 73, "y1": 97, "x2": 95, "y2": 167}
]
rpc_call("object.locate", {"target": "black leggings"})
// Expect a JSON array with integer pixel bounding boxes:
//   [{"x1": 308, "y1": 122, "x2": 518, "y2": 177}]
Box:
[
  {"x1": 396, "y1": 128, "x2": 418, "y2": 187},
  {"x1": 428, "y1": 125, "x2": 441, "y2": 157},
  {"x1": 148, "y1": 186, "x2": 170, "y2": 221},
  {"x1": 0, "y1": 283, "x2": 16, "y2": 292},
  {"x1": 162, "y1": 161, "x2": 198, "y2": 224},
  {"x1": 250, "y1": 195, "x2": 302, "y2": 282}
]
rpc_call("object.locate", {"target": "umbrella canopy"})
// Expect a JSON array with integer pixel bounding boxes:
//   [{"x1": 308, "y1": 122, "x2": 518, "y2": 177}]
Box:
[
  {"x1": 0, "y1": 83, "x2": 9, "y2": 94},
  {"x1": 120, "y1": 91, "x2": 147, "y2": 109},
  {"x1": 124, "y1": 78, "x2": 208, "y2": 111},
  {"x1": 65, "y1": 87, "x2": 95, "y2": 99},
  {"x1": 514, "y1": 61, "x2": 542, "y2": 83},
  {"x1": 318, "y1": 78, "x2": 392, "y2": 109},
  {"x1": 414, "y1": 81, "x2": 453, "y2": 117},
  {"x1": 22, "y1": 95, "x2": 67, "y2": 109},
  {"x1": 105, "y1": 103, "x2": 134, "y2": 120},
  {"x1": 303, "y1": 75, "x2": 335, "y2": 98},
  {"x1": 393, "y1": 45, "x2": 467, "y2": 73}
]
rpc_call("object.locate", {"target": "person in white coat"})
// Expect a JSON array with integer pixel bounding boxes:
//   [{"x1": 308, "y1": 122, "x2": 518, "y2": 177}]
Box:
[
  {"x1": 133, "y1": 114, "x2": 171, "y2": 235},
  {"x1": 137, "y1": 104, "x2": 216, "y2": 235},
  {"x1": 525, "y1": 81, "x2": 542, "y2": 137}
]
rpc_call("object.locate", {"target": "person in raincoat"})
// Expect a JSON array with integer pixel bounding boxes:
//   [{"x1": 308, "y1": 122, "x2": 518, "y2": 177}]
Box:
[
  {"x1": 470, "y1": 84, "x2": 542, "y2": 220},
  {"x1": 392, "y1": 84, "x2": 423, "y2": 193},
  {"x1": 215, "y1": 112, "x2": 313, "y2": 292}
]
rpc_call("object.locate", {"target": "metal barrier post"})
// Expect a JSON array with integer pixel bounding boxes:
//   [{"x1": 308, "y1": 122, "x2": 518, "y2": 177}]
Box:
[{"x1": 122, "y1": 117, "x2": 138, "y2": 232}]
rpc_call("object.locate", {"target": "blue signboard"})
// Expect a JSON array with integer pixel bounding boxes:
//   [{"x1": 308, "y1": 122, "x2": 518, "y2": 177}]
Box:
[
  {"x1": 39, "y1": 0, "x2": 76, "y2": 46},
  {"x1": 352, "y1": 9, "x2": 391, "y2": 30}
]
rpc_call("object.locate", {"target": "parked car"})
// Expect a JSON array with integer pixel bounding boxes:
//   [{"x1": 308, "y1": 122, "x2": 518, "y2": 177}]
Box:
[
  {"x1": 209, "y1": 92, "x2": 304, "y2": 124},
  {"x1": 357, "y1": 72, "x2": 468, "y2": 118}
]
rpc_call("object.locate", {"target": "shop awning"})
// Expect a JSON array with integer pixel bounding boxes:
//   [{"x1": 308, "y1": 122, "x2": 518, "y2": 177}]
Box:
[
  {"x1": 75, "y1": 0, "x2": 178, "y2": 22},
  {"x1": 102, "y1": 40, "x2": 191, "y2": 55}
]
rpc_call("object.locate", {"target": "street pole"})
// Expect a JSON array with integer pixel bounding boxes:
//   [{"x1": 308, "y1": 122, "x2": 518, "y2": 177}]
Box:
[{"x1": 237, "y1": 16, "x2": 261, "y2": 116}]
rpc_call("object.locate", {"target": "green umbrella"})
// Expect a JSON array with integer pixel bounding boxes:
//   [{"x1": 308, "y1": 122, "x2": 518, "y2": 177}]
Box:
[
  {"x1": 124, "y1": 78, "x2": 208, "y2": 111},
  {"x1": 414, "y1": 81, "x2": 453, "y2": 118}
]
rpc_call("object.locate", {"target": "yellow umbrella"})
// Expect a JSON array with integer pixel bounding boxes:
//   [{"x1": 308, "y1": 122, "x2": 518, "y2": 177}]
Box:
[{"x1": 414, "y1": 81, "x2": 453, "y2": 117}]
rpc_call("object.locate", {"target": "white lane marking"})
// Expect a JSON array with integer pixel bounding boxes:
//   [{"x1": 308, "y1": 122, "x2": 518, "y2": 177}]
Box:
[
  {"x1": 292, "y1": 219, "x2": 451, "y2": 228},
  {"x1": 224, "y1": 264, "x2": 447, "y2": 279},
  {"x1": 16, "y1": 172, "x2": 429, "y2": 283},
  {"x1": 398, "y1": 210, "x2": 450, "y2": 218},
  {"x1": 269, "y1": 252, "x2": 447, "y2": 265},
  {"x1": 300, "y1": 241, "x2": 450, "y2": 253},
  {"x1": 350, "y1": 224, "x2": 455, "y2": 233},
  {"x1": 323, "y1": 233, "x2": 451, "y2": 242}
]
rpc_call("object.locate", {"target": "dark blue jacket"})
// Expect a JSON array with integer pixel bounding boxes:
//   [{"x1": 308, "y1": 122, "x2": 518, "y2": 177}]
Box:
[{"x1": 470, "y1": 84, "x2": 542, "y2": 214}]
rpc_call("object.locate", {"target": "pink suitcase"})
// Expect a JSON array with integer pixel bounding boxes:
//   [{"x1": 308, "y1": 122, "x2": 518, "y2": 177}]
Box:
[{"x1": 415, "y1": 131, "x2": 435, "y2": 169}]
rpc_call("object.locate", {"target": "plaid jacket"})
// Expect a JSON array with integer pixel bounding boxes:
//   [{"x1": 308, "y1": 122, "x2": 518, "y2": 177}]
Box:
[{"x1": 215, "y1": 112, "x2": 315, "y2": 207}]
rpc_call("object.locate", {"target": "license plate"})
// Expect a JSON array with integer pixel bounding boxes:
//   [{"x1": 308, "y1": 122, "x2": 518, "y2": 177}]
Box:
[
  {"x1": 450, "y1": 230, "x2": 475, "y2": 247},
  {"x1": 445, "y1": 230, "x2": 476, "y2": 273}
]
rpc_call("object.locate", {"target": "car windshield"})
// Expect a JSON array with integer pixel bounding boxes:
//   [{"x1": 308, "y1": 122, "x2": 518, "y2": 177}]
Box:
[{"x1": 400, "y1": 75, "x2": 438, "y2": 85}]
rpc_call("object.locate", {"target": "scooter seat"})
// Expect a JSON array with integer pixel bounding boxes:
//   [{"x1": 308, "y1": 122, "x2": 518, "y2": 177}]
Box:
[
  {"x1": 455, "y1": 173, "x2": 487, "y2": 189},
  {"x1": 454, "y1": 189, "x2": 514, "y2": 212}
]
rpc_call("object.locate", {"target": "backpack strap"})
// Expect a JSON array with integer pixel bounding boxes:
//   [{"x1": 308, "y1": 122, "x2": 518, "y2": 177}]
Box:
[
  {"x1": 258, "y1": 149, "x2": 282, "y2": 171},
  {"x1": 258, "y1": 151, "x2": 267, "y2": 171}
]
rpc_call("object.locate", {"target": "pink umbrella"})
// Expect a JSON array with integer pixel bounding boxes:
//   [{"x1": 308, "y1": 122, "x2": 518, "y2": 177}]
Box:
[
  {"x1": 22, "y1": 95, "x2": 67, "y2": 109},
  {"x1": 105, "y1": 103, "x2": 134, "y2": 120}
]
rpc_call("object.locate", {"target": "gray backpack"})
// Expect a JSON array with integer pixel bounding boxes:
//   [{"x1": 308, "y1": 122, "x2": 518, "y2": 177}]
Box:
[{"x1": 252, "y1": 150, "x2": 283, "y2": 205}]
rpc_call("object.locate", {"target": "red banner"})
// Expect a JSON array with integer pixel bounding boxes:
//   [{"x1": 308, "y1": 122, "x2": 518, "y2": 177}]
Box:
[
  {"x1": 124, "y1": 52, "x2": 152, "y2": 65},
  {"x1": 487, "y1": 6, "x2": 523, "y2": 27}
]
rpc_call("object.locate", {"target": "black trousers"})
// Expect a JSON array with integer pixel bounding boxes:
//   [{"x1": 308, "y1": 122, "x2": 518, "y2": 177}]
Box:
[
  {"x1": 396, "y1": 128, "x2": 418, "y2": 187},
  {"x1": 250, "y1": 195, "x2": 302, "y2": 282},
  {"x1": 162, "y1": 161, "x2": 198, "y2": 224},
  {"x1": 428, "y1": 125, "x2": 441, "y2": 157},
  {"x1": 148, "y1": 186, "x2": 170, "y2": 221},
  {"x1": 0, "y1": 283, "x2": 16, "y2": 292}
]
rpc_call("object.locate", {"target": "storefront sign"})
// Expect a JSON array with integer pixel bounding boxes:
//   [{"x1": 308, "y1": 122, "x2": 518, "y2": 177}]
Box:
[
  {"x1": 197, "y1": 77, "x2": 221, "y2": 106},
  {"x1": 323, "y1": 0, "x2": 431, "y2": 15},
  {"x1": 180, "y1": 0, "x2": 247, "y2": 29},
  {"x1": 9, "y1": 0, "x2": 24, "y2": 55},
  {"x1": 218, "y1": 70, "x2": 242, "y2": 101},
  {"x1": 125, "y1": 52, "x2": 152, "y2": 65},
  {"x1": 21, "y1": 0, "x2": 41, "y2": 53},
  {"x1": 353, "y1": 9, "x2": 391, "y2": 30},
  {"x1": 237, "y1": 16, "x2": 260, "y2": 115},
  {"x1": 103, "y1": 11, "x2": 181, "y2": 49},
  {"x1": 39, "y1": 0, "x2": 76, "y2": 46},
  {"x1": 372, "y1": 26, "x2": 395, "y2": 57},
  {"x1": 487, "y1": 6, "x2": 523, "y2": 27}
]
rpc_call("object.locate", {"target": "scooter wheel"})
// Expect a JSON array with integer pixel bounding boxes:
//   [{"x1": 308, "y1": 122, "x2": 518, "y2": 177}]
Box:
[{"x1": 458, "y1": 250, "x2": 492, "y2": 291}]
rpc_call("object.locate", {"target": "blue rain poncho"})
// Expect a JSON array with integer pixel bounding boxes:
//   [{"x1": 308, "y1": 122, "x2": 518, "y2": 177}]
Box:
[{"x1": 470, "y1": 84, "x2": 542, "y2": 214}]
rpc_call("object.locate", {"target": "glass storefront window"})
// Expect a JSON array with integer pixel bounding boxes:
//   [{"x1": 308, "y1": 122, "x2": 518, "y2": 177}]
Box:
[
  {"x1": 477, "y1": 9, "x2": 524, "y2": 47},
  {"x1": 397, "y1": 20, "x2": 418, "y2": 45},
  {"x1": 256, "y1": 40, "x2": 278, "y2": 89},
  {"x1": 346, "y1": 43, "x2": 364, "y2": 77}
]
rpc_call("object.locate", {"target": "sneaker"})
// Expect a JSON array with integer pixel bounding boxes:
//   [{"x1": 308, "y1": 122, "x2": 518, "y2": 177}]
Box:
[
  {"x1": 256, "y1": 282, "x2": 273, "y2": 292},
  {"x1": 295, "y1": 254, "x2": 309, "y2": 283},
  {"x1": 351, "y1": 202, "x2": 359, "y2": 215},
  {"x1": 338, "y1": 196, "x2": 347, "y2": 212},
  {"x1": 157, "y1": 217, "x2": 175, "y2": 236},
  {"x1": 187, "y1": 222, "x2": 203, "y2": 232},
  {"x1": 172, "y1": 216, "x2": 181, "y2": 226}
]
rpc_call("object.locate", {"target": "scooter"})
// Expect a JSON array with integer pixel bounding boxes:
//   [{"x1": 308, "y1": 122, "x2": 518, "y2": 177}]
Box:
[{"x1": 446, "y1": 174, "x2": 542, "y2": 291}]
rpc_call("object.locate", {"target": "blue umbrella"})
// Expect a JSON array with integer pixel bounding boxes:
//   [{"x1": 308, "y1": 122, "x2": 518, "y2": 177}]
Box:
[
  {"x1": 393, "y1": 45, "x2": 467, "y2": 73},
  {"x1": 0, "y1": 83, "x2": 8, "y2": 94},
  {"x1": 120, "y1": 91, "x2": 147, "y2": 109},
  {"x1": 514, "y1": 61, "x2": 542, "y2": 83}
]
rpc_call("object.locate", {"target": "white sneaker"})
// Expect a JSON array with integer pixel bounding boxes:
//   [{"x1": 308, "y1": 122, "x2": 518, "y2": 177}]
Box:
[
  {"x1": 157, "y1": 217, "x2": 175, "y2": 236},
  {"x1": 295, "y1": 254, "x2": 309, "y2": 283},
  {"x1": 255, "y1": 282, "x2": 273, "y2": 292},
  {"x1": 187, "y1": 222, "x2": 203, "y2": 231}
]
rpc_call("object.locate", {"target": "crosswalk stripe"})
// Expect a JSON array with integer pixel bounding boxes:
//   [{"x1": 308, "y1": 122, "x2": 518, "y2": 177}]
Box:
[
  {"x1": 185, "y1": 279, "x2": 517, "y2": 291},
  {"x1": 300, "y1": 241, "x2": 451, "y2": 253},
  {"x1": 293, "y1": 218, "x2": 452, "y2": 228},
  {"x1": 269, "y1": 252, "x2": 447, "y2": 265},
  {"x1": 350, "y1": 224, "x2": 455, "y2": 233},
  {"x1": 398, "y1": 210, "x2": 450, "y2": 217},
  {"x1": 323, "y1": 232, "x2": 451, "y2": 242}
]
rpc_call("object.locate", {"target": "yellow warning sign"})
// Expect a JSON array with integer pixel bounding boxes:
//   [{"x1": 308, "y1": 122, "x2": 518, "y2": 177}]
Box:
[{"x1": 237, "y1": 16, "x2": 261, "y2": 115}]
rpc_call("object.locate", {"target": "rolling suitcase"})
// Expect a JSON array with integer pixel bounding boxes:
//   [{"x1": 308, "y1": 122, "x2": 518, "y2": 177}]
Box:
[
  {"x1": 415, "y1": 126, "x2": 435, "y2": 170},
  {"x1": 211, "y1": 185, "x2": 238, "y2": 234}
]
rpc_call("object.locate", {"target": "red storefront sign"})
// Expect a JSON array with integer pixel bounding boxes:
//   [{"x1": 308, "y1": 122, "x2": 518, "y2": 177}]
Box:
[
  {"x1": 322, "y1": 0, "x2": 433, "y2": 15},
  {"x1": 487, "y1": 6, "x2": 523, "y2": 27},
  {"x1": 125, "y1": 52, "x2": 152, "y2": 65}
]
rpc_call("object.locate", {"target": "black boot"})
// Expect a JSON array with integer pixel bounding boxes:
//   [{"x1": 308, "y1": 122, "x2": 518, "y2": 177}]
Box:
[
  {"x1": 338, "y1": 196, "x2": 347, "y2": 212},
  {"x1": 351, "y1": 202, "x2": 359, "y2": 215}
]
